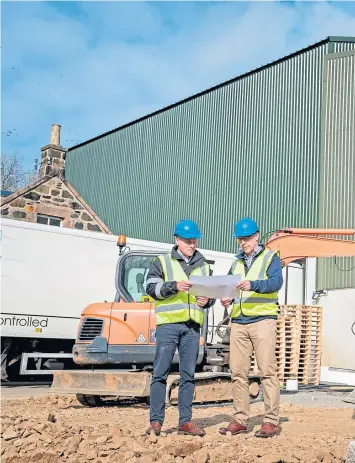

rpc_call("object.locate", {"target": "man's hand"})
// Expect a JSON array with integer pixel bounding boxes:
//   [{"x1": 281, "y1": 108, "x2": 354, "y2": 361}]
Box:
[
  {"x1": 177, "y1": 281, "x2": 193, "y2": 292},
  {"x1": 237, "y1": 280, "x2": 251, "y2": 291},
  {"x1": 221, "y1": 298, "x2": 233, "y2": 308},
  {"x1": 196, "y1": 296, "x2": 208, "y2": 307}
]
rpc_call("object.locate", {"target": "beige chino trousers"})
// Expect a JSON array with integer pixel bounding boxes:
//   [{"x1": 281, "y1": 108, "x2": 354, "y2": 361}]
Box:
[{"x1": 230, "y1": 319, "x2": 280, "y2": 426}]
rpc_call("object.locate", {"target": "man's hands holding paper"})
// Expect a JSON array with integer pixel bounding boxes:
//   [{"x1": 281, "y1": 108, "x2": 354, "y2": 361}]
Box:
[
  {"x1": 221, "y1": 280, "x2": 251, "y2": 307},
  {"x1": 177, "y1": 281, "x2": 193, "y2": 292},
  {"x1": 177, "y1": 280, "x2": 209, "y2": 307},
  {"x1": 188, "y1": 275, "x2": 241, "y2": 299},
  {"x1": 176, "y1": 276, "x2": 249, "y2": 307},
  {"x1": 221, "y1": 298, "x2": 233, "y2": 308},
  {"x1": 196, "y1": 297, "x2": 209, "y2": 307},
  {"x1": 236, "y1": 280, "x2": 251, "y2": 291}
]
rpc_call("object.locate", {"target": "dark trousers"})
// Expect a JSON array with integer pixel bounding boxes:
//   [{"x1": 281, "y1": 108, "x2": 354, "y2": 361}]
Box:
[{"x1": 149, "y1": 322, "x2": 200, "y2": 426}]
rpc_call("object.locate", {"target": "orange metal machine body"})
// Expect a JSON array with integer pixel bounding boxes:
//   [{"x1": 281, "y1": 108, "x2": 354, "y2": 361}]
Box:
[{"x1": 52, "y1": 228, "x2": 355, "y2": 405}]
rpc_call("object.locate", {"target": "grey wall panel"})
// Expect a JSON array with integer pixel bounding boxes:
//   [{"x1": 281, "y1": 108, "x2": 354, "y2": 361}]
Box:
[{"x1": 318, "y1": 49, "x2": 355, "y2": 289}]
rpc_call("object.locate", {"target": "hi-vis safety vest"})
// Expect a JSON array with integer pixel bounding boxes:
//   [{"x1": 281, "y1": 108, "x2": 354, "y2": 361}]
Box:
[
  {"x1": 231, "y1": 250, "x2": 279, "y2": 318},
  {"x1": 154, "y1": 254, "x2": 210, "y2": 326}
]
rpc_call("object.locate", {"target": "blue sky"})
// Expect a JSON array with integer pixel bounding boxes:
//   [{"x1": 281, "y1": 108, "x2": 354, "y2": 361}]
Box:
[{"x1": 2, "y1": 1, "x2": 355, "y2": 173}]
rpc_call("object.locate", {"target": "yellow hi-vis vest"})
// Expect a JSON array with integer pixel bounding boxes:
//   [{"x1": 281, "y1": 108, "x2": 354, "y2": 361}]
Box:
[
  {"x1": 154, "y1": 254, "x2": 210, "y2": 326},
  {"x1": 231, "y1": 250, "x2": 279, "y2": 318}
]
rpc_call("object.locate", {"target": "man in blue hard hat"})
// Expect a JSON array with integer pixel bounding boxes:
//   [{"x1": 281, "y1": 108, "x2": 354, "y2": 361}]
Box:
[
  {"x1": 145, "y1": 219, "x2": 214, "y2": 437},
  {"x1": 219, "y1": 218, "x2": 283, "y2": 438}
]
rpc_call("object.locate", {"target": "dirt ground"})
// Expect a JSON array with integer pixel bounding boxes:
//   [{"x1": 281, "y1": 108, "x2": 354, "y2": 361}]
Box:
[{"x1": 1, "y1": 391, "x2": 355, "y2": 463}]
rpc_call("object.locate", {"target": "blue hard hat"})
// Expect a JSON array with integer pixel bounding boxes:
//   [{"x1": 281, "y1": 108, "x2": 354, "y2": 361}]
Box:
[
  {"x1": 233, "y1": 218, "x2": 259, "y2": 237},
  {"x1": 174, "y1": 220, "x2": 202, "y2": 239}
]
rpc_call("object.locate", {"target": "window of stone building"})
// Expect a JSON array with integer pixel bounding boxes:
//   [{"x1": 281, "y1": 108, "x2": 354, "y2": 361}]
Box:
[{"x1": 36, "y1": 214, "x2": 63, "y2": 227}]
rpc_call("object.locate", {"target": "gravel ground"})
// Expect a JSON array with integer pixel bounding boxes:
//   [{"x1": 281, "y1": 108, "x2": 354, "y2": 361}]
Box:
[{"x1": 1, "y1": 388, "x2": 355, "y2": 463}]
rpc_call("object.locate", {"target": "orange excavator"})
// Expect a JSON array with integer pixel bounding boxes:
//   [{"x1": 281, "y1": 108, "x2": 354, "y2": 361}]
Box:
[{"x1": 51, "y1": 228, "x2": 355, "y2": 406}]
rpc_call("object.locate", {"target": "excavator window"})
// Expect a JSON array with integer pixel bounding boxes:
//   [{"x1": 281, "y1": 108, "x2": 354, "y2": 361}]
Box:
[{"x1": 115, "y1": 251, "x2": 159, "y2": 303}]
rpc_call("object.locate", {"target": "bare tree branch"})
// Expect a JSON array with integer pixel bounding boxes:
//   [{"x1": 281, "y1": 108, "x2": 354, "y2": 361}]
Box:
[{"x1": 1, "y1": 153, "x2": 38, "y2": 191}]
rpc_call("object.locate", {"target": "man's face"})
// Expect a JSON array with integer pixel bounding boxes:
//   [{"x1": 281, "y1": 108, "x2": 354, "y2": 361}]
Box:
[
  {"x1": 237, "y1": 232, "x2": 259, "y2": 255},
  {"x1": 176, "y1": 237, "x2": 198, "y2": 257}
]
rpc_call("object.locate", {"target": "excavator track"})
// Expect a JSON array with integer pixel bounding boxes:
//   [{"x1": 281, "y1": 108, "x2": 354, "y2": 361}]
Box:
[
  {"x1": 52, "y1": 370, "x2": 261, "y2": 407},
  {"x1": 76, "y1": 393, "x2": 103, "y2": 407}
]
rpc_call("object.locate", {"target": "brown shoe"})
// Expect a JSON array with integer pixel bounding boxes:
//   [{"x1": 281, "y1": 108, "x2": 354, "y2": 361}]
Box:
[
  {"x1": 219, "y1": 420, "x2": 248, "y2": 435},
  {"x1": 178, "y1": 422, "x2": 205, "y2": 437},
  {"x1": 146, "y1": 421, "x2": 162, "y2": 436},
  {"x1": 255, "y1": 422, "x2": 279, "y2": 438}
]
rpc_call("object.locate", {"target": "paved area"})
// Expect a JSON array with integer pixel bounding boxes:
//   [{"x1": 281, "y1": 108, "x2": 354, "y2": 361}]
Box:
[
  {"x1": 279, "y1": 389, "x2": 355, "y2": 409},
  {"x1": 1, "y1": 385, "x2": 52, "y2": 400}
]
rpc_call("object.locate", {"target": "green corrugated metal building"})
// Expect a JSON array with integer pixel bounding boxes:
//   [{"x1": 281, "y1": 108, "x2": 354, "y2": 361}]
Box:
[{"x1": 65, "y1": 36, "x2": 355, "y2": 290}]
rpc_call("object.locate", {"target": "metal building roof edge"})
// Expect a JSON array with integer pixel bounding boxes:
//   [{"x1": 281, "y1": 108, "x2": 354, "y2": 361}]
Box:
[
  {"x1": 328, "y1": 36, "x2": 355, "y2": 43},
  {"x1": 68, "y1": 35, "x2": 355, "y2": 152}
]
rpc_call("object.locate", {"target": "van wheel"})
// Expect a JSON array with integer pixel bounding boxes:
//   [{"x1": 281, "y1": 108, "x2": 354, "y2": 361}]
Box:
[{"x1": 76, "y1": 394, "x2": 102, "y2": 407}]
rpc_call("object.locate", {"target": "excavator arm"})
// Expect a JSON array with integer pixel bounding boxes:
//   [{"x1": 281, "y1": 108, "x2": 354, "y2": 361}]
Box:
[{"x1": 265, "y1": 228, "x2": 355, "y2": 266}]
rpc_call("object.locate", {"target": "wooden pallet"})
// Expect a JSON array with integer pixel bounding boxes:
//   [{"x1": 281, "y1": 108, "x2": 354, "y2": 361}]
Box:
[
  {"x1": 284, "y1": 305, "x2": 323, "y2": 385},
  {"x1": 248, "y1": 305, "x2": 323, "y2": 385}
]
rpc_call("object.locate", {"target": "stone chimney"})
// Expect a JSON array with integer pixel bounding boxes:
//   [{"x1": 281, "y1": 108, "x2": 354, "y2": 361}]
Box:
[{"x1": 39, "y1": 124, "x2": 68, "y2": 178}]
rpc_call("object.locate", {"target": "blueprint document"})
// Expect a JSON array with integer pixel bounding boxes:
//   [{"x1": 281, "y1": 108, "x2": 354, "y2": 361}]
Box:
[{"x1": 188, "y1": 275, "x2": 241, "y2": 299}]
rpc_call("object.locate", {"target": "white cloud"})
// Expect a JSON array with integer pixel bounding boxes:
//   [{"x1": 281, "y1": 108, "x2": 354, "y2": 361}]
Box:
[{"x1": 1, "y1": 2, "x2": 355, "y2": 172}]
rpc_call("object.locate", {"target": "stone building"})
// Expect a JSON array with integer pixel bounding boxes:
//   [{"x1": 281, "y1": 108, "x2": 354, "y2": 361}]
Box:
[{"x1": 1, "y1": 125, "x2": 111, "y2": 234}]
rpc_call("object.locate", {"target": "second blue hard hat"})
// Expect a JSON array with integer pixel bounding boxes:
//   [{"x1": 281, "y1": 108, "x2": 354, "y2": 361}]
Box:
[
  {"x1": 233, "y1": 217, "x2": 259, "y2": 237},
  {"x1": 174, "y1": 220, "x2": 202, "y2": 239}
]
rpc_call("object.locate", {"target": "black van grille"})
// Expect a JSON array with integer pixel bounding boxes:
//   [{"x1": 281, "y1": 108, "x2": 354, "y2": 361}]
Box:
[{"x1": 78, "y1": 318, "x2": 104, "y2": 341}]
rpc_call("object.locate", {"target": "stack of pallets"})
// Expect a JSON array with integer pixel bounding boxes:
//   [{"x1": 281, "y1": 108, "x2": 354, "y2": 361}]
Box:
[{"x1": 249, "y1": 305, "x2": 323, "y2": 385}]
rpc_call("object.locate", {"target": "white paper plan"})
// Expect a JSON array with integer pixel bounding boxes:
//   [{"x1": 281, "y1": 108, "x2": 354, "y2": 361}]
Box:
[{"x1": 188, "y1": 275, "x2": 241, "y2": 299}]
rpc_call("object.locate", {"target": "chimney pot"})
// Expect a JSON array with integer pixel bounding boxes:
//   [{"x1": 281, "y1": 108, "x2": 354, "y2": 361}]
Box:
[{"x1": 50, "y1": 124, "x2": 61, "y2": 146}]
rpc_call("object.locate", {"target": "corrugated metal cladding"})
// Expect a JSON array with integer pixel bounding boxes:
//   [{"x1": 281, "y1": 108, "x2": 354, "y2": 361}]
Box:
[
  {"x1": 317, "y1": 48, "x2": 355, "y2": 290},
  {"x1": 65, "y1": 37, "x2": 355, "y2": 290}
]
